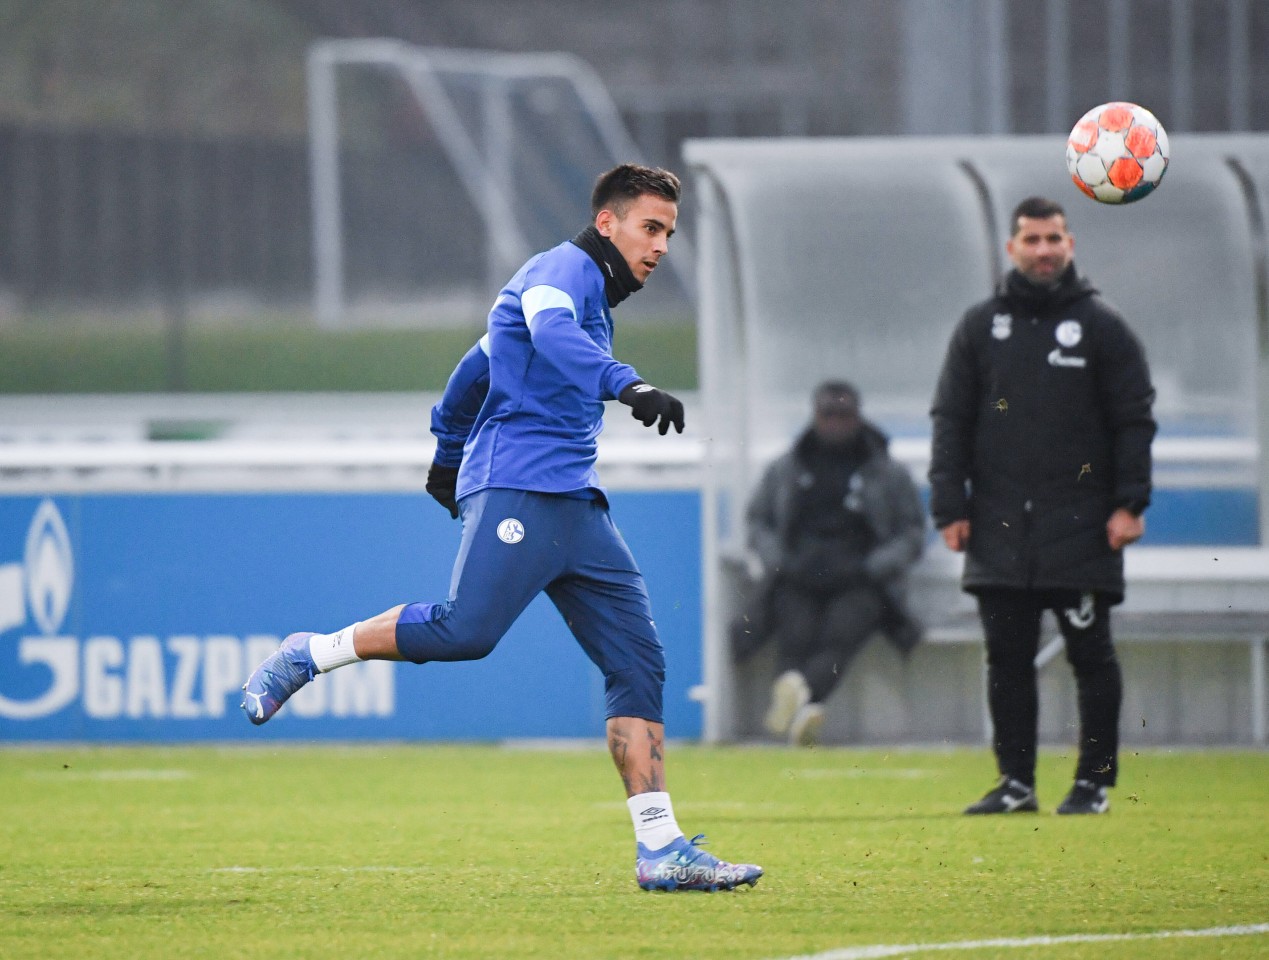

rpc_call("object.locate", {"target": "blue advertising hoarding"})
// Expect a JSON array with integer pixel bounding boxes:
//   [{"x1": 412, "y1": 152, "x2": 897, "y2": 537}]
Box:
[
  {"x1": 0, "y1": 481, "x2": 1255, "y2": 743},
  {"x1": 0, "y1": 491, "x2": 703, "y2": 742}
]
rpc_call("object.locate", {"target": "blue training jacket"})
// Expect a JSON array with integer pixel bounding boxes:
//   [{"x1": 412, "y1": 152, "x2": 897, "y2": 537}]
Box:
[{"x1": 430, "y1": 240, "x2": 642, "y2": 500}]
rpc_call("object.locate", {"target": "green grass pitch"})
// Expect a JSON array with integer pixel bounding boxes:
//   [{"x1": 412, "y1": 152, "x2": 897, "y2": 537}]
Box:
[{"x1": 2, "y1": 744, "x2": 1265, "y2": 959}]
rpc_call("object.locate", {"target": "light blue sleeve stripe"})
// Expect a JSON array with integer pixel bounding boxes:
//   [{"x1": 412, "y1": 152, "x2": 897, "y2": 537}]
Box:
[
  {"x1": 478, "y1": 333, "x2": 490, "y2": 355},
  {"x1": 521, "y1": 284, "x2": 576, "y2": 333}
]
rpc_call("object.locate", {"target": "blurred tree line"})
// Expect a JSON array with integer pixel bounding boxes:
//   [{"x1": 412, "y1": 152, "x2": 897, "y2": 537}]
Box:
[{"x1": 0, "y1": 0, "x2": 313, "y2": 136}]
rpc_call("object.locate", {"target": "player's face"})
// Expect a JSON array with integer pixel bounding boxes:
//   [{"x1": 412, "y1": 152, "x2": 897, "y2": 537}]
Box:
[
  {"x1": 1006, "y1": 214, "x2": 1074, "y2": 285},
  {"x1": 596, "y1": 194, "x2": 678, "y2": 284}
]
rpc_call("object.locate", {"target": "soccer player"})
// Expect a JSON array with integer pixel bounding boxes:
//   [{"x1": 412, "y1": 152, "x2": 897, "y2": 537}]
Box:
[{"x1": 241, "y1": 164, "x2": 762, "y2": 892}]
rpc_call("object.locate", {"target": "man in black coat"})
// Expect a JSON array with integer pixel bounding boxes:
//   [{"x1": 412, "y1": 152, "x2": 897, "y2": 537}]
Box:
[
  {"x1": 929, "y1": 196, "x2": 1156, "y2": 815},
  {"x1": 732, "y1": 380, "x2": 926, "y2": 746}
]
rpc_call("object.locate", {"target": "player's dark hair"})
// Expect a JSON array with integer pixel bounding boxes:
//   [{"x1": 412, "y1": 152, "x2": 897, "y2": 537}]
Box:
[
  {"x1": 591, "y1": 164, "x2": 681, "y2": 217},
  {"x1": 1011, "y1": 196, "x2": 1067, "y2": 234},
  {"x1": 814, "y1": 380, "x2": 860, "y2": 407}
]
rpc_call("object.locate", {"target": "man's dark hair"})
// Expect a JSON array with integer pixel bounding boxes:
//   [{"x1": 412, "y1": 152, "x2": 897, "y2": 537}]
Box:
[
  {"x1": 1010, "y1": 196, "x2": 1067, "y2": 235},
  {"x1": 813, "y1": 380, "x2": 860, "y2": 407},
  {"x1": 591, "y1": 164, "x2": 681, "y2": 217}
]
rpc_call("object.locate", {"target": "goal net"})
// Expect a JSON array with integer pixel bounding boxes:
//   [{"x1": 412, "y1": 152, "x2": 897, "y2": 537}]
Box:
[{"x1": 307, "y1": 40, "x2": 694, "y2": 328}]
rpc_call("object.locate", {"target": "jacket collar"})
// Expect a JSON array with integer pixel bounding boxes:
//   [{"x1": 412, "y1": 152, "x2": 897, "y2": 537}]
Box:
[
  {"x1": 793, "y1": 421, "x2": 889, "y2": 462},
  {"x1": 570, "y1": 225, "x2": 643, "y2": 307},
  {"x1": 997, "y1": 263, "x2": 1097, "y2": 314}
]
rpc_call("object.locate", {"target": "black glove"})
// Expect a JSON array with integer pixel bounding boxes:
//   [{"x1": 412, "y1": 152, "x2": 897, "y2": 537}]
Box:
[
  {"x1": 425, "y1": 463, "x2": 460, "y2": 519},
  {"x1": 618, "y1": 381, "x2": 685, "y2": 435}
]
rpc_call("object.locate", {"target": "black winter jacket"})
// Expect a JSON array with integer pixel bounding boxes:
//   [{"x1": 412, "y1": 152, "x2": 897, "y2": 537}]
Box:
[
  {"x1": 746, "y1": 423, "x2": 927, "y2": 647},
  {"x1": 928, "y1": 265, "x2": 1156, "y2": 601}
]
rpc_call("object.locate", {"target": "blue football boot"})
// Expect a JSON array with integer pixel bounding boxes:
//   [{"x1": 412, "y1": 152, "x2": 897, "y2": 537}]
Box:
[
  {"x1": 635, "y1": 834, "x2": 763, "y2": 892},
  {"x1": 240, "y1": 632, "x2": 317, "y2": 725}
]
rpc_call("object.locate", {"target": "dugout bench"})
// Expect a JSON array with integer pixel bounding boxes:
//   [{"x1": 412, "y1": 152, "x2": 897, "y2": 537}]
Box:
[{"x1": 723, "y1": 546, "x2": 1269, "y2": 747}]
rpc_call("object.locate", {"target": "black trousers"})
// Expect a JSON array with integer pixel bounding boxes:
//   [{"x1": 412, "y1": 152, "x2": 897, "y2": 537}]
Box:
[
  {"x1": 977, "y1": 587, "x2": 1122, "y2": 788},
  {"x1": 755, "y1": 578, "x2": 886, "y2": 703}
]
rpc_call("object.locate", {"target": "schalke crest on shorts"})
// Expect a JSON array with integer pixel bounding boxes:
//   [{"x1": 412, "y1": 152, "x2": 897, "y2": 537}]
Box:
[{"x1": 497, "y1": 518, "x2": 525, "y2": 544}]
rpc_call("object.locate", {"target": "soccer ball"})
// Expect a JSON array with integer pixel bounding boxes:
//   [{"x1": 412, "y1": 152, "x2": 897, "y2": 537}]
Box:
[{"x1": 1065, "y1": 102, "x2": 1169, "y2": 204}]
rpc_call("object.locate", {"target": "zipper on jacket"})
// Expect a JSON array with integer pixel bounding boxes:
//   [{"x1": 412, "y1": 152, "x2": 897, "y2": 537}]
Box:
[{"x1": 1022, "y1": 498, "x2": 1036, "y2": 587}]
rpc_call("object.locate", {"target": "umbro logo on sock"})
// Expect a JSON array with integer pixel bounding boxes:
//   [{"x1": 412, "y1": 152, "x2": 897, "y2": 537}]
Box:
[{"x1": 639, "y1": 806, "x2": 668, "y2": 821}]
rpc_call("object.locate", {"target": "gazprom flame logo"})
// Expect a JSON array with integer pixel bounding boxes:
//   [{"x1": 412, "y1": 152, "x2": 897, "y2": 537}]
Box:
[
  {"x1": 0, "y1": 499, "x2": 395, "y2": 725},
  {"x1": 24, "y1": 500, "x2": 73, "y2": 635},
  {"x1": 0, "y1": 499, "x2": 79, "y2": 720}
]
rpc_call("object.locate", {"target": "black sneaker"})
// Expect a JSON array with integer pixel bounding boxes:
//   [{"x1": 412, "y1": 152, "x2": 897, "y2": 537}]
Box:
[
  {"x1": 1056, "y1": 779, "x2": 1110, "y2": 815},
  {"x1": 964, "y1": 776, "x2": 1038, "y2": 814}
]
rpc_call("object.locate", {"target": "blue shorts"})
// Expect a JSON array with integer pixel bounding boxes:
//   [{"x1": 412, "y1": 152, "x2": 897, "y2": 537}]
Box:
[{"x1": 396, "y1": 488, "x2": 665, "y2": 722}]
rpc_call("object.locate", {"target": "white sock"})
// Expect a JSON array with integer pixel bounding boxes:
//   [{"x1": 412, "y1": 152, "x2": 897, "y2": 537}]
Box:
[
  {"x1": 308, "y1": 623, "x2": 362, "y2": 673},
  {"x1": 627, "y1": 792, "x2": 683, "y2": 851}
]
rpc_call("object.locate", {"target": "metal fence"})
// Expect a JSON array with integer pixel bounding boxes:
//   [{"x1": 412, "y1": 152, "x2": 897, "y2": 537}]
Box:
[
  {"x1": 0, "y1": 123, "x2": 486, "y2": 310},
  {"x1": 1, "y1": 0, "x2": 1266, "y2": 320}
]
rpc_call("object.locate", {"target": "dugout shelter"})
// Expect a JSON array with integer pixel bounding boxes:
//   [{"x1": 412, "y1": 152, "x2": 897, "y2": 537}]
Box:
[{"x1": 686, "y1": 134, "x2": 1269, "y2": 744}]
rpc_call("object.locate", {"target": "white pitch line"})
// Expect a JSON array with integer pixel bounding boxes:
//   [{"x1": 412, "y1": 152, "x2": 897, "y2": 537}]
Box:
[
  {"x1": 26, "y1": 768, "x2": 193, "y2": 781},
  {"x1": 779, "y1": 923, "x2": 1269, "y2": 960}
]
